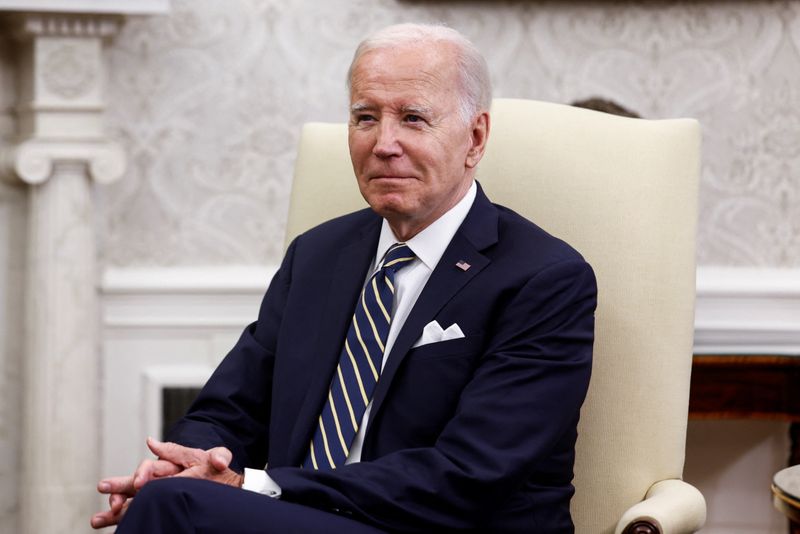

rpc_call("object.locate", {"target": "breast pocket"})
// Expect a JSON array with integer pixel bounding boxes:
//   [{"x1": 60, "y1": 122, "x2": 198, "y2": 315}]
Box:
[
  {"x1": 379, "y1": 334, "x2": 485, "y2": 446},
  {"x1": 405, "y1": 332, "x2": 485, "y2": 361}
]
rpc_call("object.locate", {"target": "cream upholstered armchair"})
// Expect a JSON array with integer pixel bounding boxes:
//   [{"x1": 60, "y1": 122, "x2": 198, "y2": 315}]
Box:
[{"x1": 284, "y1": 98, "x2": 706, "y2": 534}]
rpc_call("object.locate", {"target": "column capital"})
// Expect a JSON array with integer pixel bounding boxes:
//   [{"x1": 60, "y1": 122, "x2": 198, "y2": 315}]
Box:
[
  {"x1": 2, "y1": 139, "x2": 125, "y2": 185},
  {"x1": 0, "y1": 2, "x2": 167, "y2": 186}
]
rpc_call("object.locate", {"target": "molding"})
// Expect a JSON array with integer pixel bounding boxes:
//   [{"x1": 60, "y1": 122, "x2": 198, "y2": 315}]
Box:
[
  {"x1": 0, "y1": 0, "x2": 169, "y2": 15},
  {"x1": 101, "y1": 266, "x2": 277, "y2": 329},
  {"x1": 696, "y1": 267, "x2": 800, "y2": 298},
  {"x1": 1, "y1": 139, "x2": 125, "y2": 184},
  {"x1": 103, "y1": 266, "x2": 277, "y2": 294},
  {"x1": 102, "y1": 266, "x2": 800, "y2": 355},
  {"x1": 11, "y1": 13, "x2": 121, "y2": 38},
  {"x1": 694, "y1": 267, "x2": 800, "y2": 355}
]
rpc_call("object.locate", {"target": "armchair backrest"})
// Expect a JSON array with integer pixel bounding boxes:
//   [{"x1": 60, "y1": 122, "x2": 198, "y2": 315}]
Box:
[{"x1": 285, "y1": 98, "x2": 701, "y2": 533}]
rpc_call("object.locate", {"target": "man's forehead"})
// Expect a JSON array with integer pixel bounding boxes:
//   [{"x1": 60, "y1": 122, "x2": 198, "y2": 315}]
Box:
[
  {"x1": 350, "y1": 80, "x2": 447, "y2": 109},
  {"x1": 350, "y1": 53, "x2": 458, "y2": 110},
  {"x1": 352, "y1": 43, "x2": 457, "y2": 82}
]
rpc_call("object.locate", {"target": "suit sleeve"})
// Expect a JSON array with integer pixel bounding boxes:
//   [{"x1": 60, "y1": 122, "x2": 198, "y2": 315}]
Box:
[
  {"x1": 267, "y1": 258, "x2": 597, "y2": 532},
  {"x1": 166, "y1": 239, "x2": 298, "y2": 471}
]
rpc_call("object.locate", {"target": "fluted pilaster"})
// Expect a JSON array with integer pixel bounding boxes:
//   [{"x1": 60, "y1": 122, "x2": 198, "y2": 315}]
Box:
[{"x1": 20, "y1": 159, "x2": 99, "y2": 532}]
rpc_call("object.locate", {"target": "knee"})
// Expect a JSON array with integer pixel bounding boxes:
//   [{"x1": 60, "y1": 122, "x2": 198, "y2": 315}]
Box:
[
  {"x1": 117, "y1": 478, "x2": 200, "y2": 533},
  {"x1": 135, "y1": 477, "x2": 198, "y2": 506}
]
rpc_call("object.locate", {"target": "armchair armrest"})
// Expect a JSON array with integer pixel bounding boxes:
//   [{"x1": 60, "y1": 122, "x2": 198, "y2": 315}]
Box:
[{"x1": 615, "y1": 479, "x2": 706, "y2": 534}]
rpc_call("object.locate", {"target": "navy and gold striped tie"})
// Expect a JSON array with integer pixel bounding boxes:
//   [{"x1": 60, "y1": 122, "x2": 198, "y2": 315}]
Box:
[{"x1": 303, "y1": 242, "x2": 416, "y2": 469}]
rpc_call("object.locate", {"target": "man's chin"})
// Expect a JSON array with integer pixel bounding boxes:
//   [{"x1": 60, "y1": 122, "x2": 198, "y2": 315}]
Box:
[
  {"x1": 368, "y1": 201, "x2": 411, "y2": 220},
  {"x1": 361, "y1": 177, "x2": 418, "y2": 199},
  {"x1": 361, "y1": 188, "x2": 414, "y2": 212}
]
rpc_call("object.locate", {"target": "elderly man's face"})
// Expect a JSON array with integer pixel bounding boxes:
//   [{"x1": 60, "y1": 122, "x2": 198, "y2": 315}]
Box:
[{"x1": 348, "y1": 43, "x2": 488, "y2": 240}]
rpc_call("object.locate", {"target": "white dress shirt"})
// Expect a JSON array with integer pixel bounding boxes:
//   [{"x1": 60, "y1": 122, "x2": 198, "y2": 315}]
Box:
[{"x1": 243, "y1": 181, "x2": 477, "y2": 497}]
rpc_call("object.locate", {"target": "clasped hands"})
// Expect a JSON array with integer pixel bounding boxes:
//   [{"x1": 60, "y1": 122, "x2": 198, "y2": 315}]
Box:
[{"x1": 90, "y1": 437, "x2": 244, "y2": 529}]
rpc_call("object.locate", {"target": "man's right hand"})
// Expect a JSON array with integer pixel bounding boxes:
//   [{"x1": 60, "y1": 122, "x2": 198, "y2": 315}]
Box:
[
  {"x1": 90, "y1": 455, "x2": 182, "y2": 528},
  {"x1": 91, "y1": 437, "x2": 244, "y2": 529}
]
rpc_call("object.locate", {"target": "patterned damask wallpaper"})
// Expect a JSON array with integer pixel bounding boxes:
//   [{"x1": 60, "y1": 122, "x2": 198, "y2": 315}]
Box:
[{"x1": 101, "y1": 0, "x2": 800, "y2": 267}]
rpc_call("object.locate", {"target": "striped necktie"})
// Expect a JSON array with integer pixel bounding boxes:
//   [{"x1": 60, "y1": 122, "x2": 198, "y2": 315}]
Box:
[{"x1": 303, "y1": 242, "x2": 416, "y2": 470}]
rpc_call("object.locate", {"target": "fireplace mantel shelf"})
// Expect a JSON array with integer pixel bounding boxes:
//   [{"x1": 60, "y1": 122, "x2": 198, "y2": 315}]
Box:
[{"x1": 0, "y1": 0, "x2": 168, "y2": 15}]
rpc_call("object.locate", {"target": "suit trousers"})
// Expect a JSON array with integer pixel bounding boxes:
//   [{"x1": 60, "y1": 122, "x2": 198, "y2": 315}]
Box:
[{"x1": 114, "y1": 477, "x2": 387, "y2": 533}]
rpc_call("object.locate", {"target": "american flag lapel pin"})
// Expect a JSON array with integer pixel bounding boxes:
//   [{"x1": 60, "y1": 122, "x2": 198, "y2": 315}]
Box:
[{"x1": 455, "y1": 260, "x2": 471, "y2": 271}]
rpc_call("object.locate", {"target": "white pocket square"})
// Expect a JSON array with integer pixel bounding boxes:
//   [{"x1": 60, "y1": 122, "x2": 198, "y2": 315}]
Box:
[{"x1": 412, "y1": 320, "x2": 465, "y2": 348}]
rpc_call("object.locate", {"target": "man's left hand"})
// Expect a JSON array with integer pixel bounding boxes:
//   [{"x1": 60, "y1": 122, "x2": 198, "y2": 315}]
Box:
[{"x1": 146, "y1": 437, "x2": 244, "y2": 488}]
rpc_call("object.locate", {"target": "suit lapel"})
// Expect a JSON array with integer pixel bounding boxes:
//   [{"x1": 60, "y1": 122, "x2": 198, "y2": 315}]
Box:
[
  {"x1": 286, "y1": 217, "x2": 381, "y2": 464},
  {"x1": 367, "y1": 185, "x2": 499, "y2": 429}
]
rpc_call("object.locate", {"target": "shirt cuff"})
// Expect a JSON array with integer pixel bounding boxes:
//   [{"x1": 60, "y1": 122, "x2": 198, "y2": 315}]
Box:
[{"x1": 242, "y1": 467, "x2": 282, "y2": 498}]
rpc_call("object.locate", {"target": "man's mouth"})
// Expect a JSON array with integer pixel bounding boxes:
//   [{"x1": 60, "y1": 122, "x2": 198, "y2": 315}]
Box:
[{"x1": 368, "y1": 175, "x2": 415, "y2": 181}]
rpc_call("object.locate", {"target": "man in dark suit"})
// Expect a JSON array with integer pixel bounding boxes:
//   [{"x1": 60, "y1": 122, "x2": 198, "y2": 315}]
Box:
[{"x1": 92, "y1": 23, "x2": 596, "y2": 533}]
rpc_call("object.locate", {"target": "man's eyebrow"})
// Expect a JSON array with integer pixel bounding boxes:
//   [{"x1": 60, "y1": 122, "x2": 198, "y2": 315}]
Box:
[
  {"x1": 400, "y1": 105, "x2": 432, "y2": 115},
  {"x1": 349, "y1": 103, "x2": 433, "y2": 115},
  {"x1": 350, "y1": 103, "x2": 372, "y2": 113}
]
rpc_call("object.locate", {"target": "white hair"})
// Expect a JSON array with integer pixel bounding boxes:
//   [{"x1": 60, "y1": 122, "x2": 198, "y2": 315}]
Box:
[{"x1": 347, "y1": 23, "x2": 492, "y2": 123}]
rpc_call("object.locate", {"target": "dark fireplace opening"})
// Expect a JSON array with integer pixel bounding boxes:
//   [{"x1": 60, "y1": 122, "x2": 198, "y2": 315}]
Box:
[{"x1": 161, "y1": 387, "x2": 202, "y2": 439}]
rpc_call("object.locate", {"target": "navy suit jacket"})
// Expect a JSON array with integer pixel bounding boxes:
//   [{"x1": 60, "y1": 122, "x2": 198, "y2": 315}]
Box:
[{"x1": 170, "y1": 185, "x2": 597, "y2": 533}]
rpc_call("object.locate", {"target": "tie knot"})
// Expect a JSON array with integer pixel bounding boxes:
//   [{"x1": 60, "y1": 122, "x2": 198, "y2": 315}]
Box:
[{"x1": 381, "y1": 243, "x2": 415, "y2": 273}]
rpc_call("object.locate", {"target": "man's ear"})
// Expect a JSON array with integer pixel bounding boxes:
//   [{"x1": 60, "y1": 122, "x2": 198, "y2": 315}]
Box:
[{"x1": 465, "y1": 111, "x2": 490, "y2": 169}]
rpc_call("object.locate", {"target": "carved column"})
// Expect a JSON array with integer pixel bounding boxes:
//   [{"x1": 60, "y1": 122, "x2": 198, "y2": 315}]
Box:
[{"x1": 0, "y1": 12, "x2": 125, "y2": 534}]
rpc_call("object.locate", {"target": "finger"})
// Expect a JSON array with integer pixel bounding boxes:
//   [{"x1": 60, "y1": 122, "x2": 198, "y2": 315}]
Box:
[
  {"x1": 90, "y1": 499, "x2": 128, "y2": 529},
  {"x1": 97, "y1": 475, "x2": 135, "y2": 496},
  {"x1": 147, "y1": 437, "x2": 204, "y2": 468},
  {"x1": 133, "y1": 458, "x2": 177, "y2": 488},
  {"x1": 132, "y1": 458, "x2": 158, "y2": 490},
  {"x1": 208, "y1": 447, "x2": 233, "y2": 472},
  {"x1": 109, "y1": 492, "x2": 127, "y2": 513},
  {"x1": 91, "y1": 511, "x2": 117, "y2": 529},
  {"x1": 133, "y1": 457, "x2": 182, "y2": 491},
  {"x1": 172, "y1": 465, "x2": 204, "y2": 479},
  {"x1": 152, "y1": 458, "x2": 183, "y2": 478},
  {"x1": 173, "y1": 464, "x2": 243, "y2": 488}
]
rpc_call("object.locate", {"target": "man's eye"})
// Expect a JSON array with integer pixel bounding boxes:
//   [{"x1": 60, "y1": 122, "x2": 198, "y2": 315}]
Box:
[
  {"x1": 405, "y1": 114, "x2": 423, "y2": 123},
  {"x1": 356, "y1": 114, "x2": 376, "y2": 123}
]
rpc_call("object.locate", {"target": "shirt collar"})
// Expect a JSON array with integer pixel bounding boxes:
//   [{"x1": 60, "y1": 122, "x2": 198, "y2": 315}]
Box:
[{"x1": 375, "y1": 180, "x2": 477, "y2": 271}]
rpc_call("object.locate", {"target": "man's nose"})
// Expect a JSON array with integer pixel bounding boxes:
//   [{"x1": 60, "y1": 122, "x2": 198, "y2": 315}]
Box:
[{"x1": 372, "y1": 121, "x2": 402, "y2": 158}]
